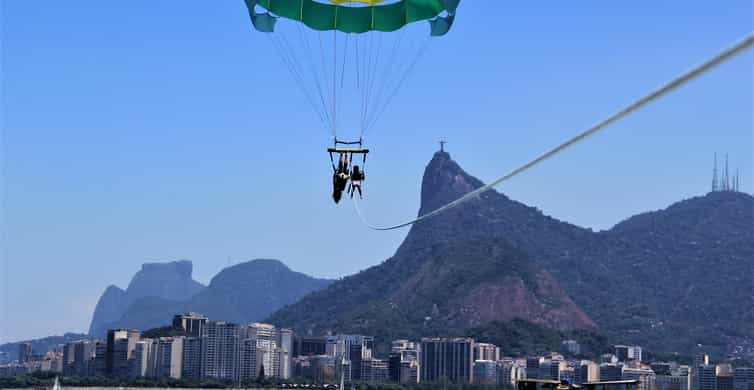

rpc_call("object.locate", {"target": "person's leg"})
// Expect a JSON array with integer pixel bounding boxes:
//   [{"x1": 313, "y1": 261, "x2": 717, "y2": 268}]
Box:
[{"x1": 357, "y1": 184, "x2": 363, "y2": 199}]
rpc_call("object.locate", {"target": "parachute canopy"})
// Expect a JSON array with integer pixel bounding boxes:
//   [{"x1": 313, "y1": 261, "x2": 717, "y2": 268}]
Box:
[{"x1": 245, "y1": 0, "x2": 459, "y2": 36}]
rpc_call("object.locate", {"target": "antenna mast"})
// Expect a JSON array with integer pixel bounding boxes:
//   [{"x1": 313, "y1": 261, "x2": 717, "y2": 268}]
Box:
[{"x1": 712, "y1": 153, "x2": 718, "y2": 192}]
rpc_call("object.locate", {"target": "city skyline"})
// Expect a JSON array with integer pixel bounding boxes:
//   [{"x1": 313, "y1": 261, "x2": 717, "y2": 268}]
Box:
[{"x1": 2, "y1": 309, "x2": 754, "y2": 390}]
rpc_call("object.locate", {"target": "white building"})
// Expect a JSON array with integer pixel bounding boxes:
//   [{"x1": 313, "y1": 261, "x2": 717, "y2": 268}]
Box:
[
  {"x1": 497, "y1": 359, "x2": 526, "y2": 386},
  {"x1": 474, "y1": 343, "x2": 500, "y2": 362},
  {"x1": 130, "y1": 339, "x2": 154, "y2": 378},
  {"x1": 154, "y1": 337, "x2": 184, "y2": 379}
]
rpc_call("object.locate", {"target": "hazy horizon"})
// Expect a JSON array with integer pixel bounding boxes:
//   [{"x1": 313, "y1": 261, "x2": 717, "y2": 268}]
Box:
[{"x1": 2, "y1": 1, "x2": 752, "y2": 342}]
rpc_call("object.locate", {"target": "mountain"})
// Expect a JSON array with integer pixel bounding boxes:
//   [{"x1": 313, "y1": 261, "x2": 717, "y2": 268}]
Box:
[
  {"x1": 267, "y1": 151, "x2": 598, "y2": 355},
  {"x1": 267, "y1": 151, "x2": 754, "y2": 357},
  {"x1": 97, "y1": 259, "x2": 333, "y2": 333},
  {"x1": 580, "y1": 191, "x2": 754, "y2": 355},
  {"x1": 89, "y1": 260, "x2": 206, "y2": 337}
]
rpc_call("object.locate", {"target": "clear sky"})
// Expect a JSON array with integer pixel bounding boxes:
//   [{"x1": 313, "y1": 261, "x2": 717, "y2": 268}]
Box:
[{"x1": 1, "y1": 1, "x2": 752, "y2": 343}]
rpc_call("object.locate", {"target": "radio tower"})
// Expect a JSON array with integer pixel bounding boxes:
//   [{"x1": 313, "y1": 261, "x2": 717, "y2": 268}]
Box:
[
  {"x1": 724, "y1": 154, "x2": 730, "y2": 191},
  {"x1": 712, "y1": 153, "x2": 719, "y2": 192}
]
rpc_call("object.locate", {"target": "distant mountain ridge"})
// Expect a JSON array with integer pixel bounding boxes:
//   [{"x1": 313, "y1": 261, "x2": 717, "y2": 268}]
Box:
[
  {"x1": 267, "y1": 151, "x2": 753, "y2": 357},
  {"x1": 90, "y1": 259, "x2": 333, "y2": 336},
  {"x1": 89, "y1": 260, "x2": 205, "y2": 337}
]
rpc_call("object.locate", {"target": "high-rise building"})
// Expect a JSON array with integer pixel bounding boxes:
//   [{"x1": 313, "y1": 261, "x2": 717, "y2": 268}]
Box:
[
  {"x1": 94, "y1": 340, "x2": 107, "y2": 376},
  {"x1": 398, "y1": 360, "x2": 420, "y2": 384},
  {"x1": 106, "y1": 329, "x2": 141, "y2": 377},
  {"x1": 181, "y1": 337, "x2": 203, "y2": 380},
  {"x1": 527, "y1": 358, "x2": 542, "y2": 379},
  {"x1": 474, "y1": 343, "x2": 500, "y2": 362},
  {"x1": 718, "y1": 375, "x2": 734, "y2": 390},
  {"x1": 239, "y1": 338, "x2": 258, "y2": 382},
  {"x1": 473, "y1": 360, "x2": 497, "y2": 384},
  {"x1": 695, "y1": 354, "x2": 710, "y2": 368},
  {"x1": 630, "y1": 347, "x2": 643, "y2": 362},
  {"x1": 540, "y1": 359, "x2": 566, "y2": 381},
  {"x1": 40, "y1": 351, "x2": 64, "y2": 373},
  {"x1": 202, "y1": 321, "x2": 240, "y2": 380},
  {"x1": 389, "y1": 340, "x2": 420, "y2": 384},
  {"x1": 294, "y1": 336, "x2": 327, "y2": 357},
  {"x1": 360, "y1": 358, "x2": 389, "y2": 382},
  {"x1": 615, "y1": 345, "x2": 642, "y2": 362},
  {"x1": 324, "y1": 335, "x2": 373, "y2": 361},
  {"x1": 615, "y1": 346, "x2": 629, "y2": 362},
  {"x1": 235, "y1": 323, "x2": 294, "y2": 380},
  {"x1": 130, "y1": 340, "x2": 154, "y2": 378},
  {"x1": 733, "y1": 368, "x2": 754, "y2": 390},
  {"x1": 698, "y1": 365, "x2": 718, "y2": 390},
  {"x1": 600, "y1": 363, "x2": 622, "y2": 382},
  {"x1": 17, "y1": 343, "x2": 32, "y2": 364},
  {"x1": 248, "y1": 322, "x2": 277, "y2": 379},
  {"x1": 243, "y1": 323, "x2": 293, "y2": 380},
  {"x1": 276, "y1": 328, "x2": 293, "y2": 379},
  {"x1": 173, "y1": 313, "x2": 208, "y2": 338},
  {"x1": 63, "y1": 340, "x2": 97, "y2": 377},
  {"x1": 575, "y1": 361, "x2": 600, "y2": 385},
  {"x1": 302, "y1": 355, "x2": 338, "y2": 383},
  {"x1": 420, "y1": 337, "x2": 474, "y2": 384},
  {"x1": 349, "y1": 344, "x2": 364, "y2": 381},
  {"x1": 655, "y1": 365, "x2": 690, "y2": 390},
  {"x1": 694, "y1": 355, "x2": 711, "y2": 390},
  {"x1": 497, "y1": 359, "x2": 526, "y2": 386},
  {"x1": 62, "y1": 343, "x2": 76, "y2": 375},
  {"x1": 623, "y1": 366, "x2": 656, "y2": 390},
  {"x1": 154, "y1": 337, "x2": 184, "y2": 379}
]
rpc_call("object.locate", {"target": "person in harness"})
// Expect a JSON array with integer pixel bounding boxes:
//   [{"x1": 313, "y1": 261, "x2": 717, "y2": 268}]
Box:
[
  {"x1": 349, "y1": 165, "x2": 365, "y2": 199},
  {"x1": 332, "y1": 153, "x2": 350, "y2": 203}
]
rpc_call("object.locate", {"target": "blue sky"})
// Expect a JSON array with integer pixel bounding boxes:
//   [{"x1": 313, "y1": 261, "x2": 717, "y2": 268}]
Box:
[{"x1": 1, "y1": 1, "x2": 752, "y2": 342}]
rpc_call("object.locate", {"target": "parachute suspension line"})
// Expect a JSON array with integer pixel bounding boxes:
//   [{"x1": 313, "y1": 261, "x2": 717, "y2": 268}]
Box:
[
  {"x1": 332, "y1": 29, "x2": 338, "y2": 136},
  {"x1": 354, "y1": 33, "x2": 754, "y2": 231},
  {"x1": 317, "y1": 31, "x2": 335, "y2": 137},
  {"x1": 363, "y1": 32, "x2": 381, "y2": 135},
  {"x1": 359, "y1": 32, "x2": 374, "y2": 134},
  {"x1": 364, "y1": 36, "x2": 432, "y2": 135},
  {"x1": 363, "y1": 32, "x2": 384, "y2": 137},
  {"x1": 266, "y1": 34, "x2": 329, "y2": 134},
  {"x1": 340, "y1": 34, "x2": 349, "y2": 90},
  {"x1": 295, "y1": 23, "x2": 334, "y2": 133},
  {"x1": 278, "y1": 31, "x2": 333, "y2": 132},
  {"x1": 336, "y1": 33, "x2": 350, "y2": 140},
  {"x1": 364, "y1": 28, "x2": 409, "y2": 136},
  {"x1": 355, "y1": 33, "x2": 361, "y2": 92}
]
